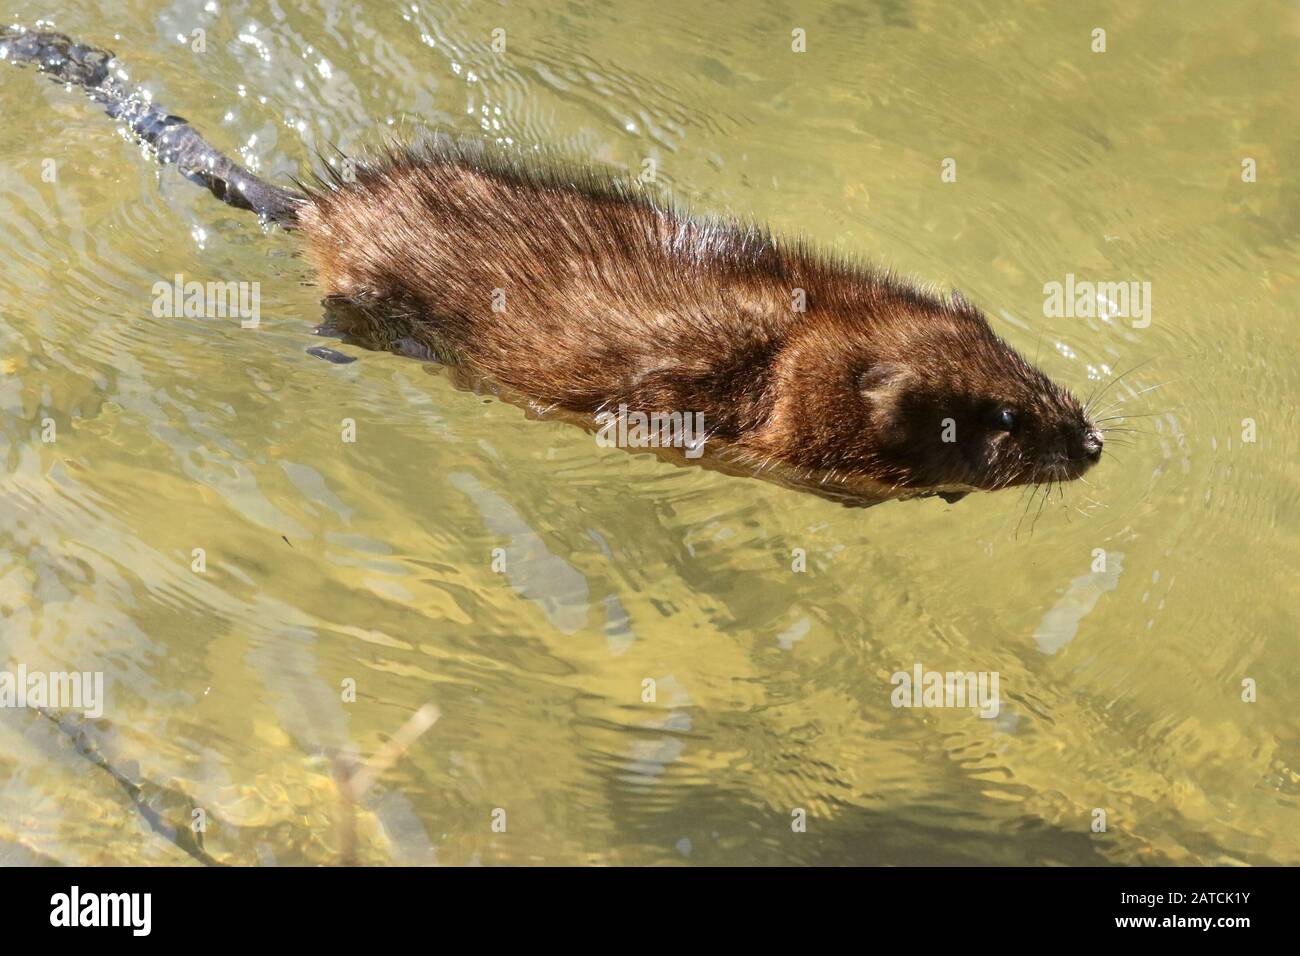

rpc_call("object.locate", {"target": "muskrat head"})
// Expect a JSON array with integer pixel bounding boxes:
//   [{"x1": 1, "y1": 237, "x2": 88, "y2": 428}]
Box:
[
  {"x1": 769, "y1": 295, "x2": 1103, "y2": 496},
  {"x1": 863, "y1": 314, "x2": 1103, "y2": 492}
]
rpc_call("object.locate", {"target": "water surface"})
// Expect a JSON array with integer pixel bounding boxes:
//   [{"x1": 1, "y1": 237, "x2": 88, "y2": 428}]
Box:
[{"x1": 0, "y1": 0, "x2": 1297, "y2": 865}]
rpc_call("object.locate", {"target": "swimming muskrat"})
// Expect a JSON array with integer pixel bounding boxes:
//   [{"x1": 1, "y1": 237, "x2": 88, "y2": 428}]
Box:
[{"x1": 2, "y1": 28, "x2": 1104, "y2": 505}]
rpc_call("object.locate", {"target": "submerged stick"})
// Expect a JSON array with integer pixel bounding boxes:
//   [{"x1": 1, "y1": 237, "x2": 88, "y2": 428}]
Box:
[{"x1": 334, "y1": 704, "x2": 440, "y2": 865}]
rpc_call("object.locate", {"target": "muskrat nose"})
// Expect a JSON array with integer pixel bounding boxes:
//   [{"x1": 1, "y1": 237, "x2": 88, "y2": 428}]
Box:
[{"x1": 1082, "y1": 427, "x2": 1104, "y2": 461}]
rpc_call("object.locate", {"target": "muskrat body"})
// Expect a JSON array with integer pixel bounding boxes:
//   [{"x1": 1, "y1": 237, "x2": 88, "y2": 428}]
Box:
[{"x1": 2, "y1": 28, "x2": 1103, "y2": 504}]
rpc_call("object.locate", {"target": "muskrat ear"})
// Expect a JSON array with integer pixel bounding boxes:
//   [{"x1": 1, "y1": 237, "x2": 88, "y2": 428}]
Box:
[{"x1": 857, "y1": 362, "x2": 910, "y2": 411}]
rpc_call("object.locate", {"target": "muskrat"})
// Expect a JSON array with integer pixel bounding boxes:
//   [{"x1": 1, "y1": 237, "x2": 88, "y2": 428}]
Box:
[{"x1": 1, "y1": 28, "x2": 1103, "y2": 505}]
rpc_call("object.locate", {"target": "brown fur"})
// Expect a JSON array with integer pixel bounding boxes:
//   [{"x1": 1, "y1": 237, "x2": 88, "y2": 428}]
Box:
[{"x1": 298, "y1": 140, "x2": 1102, "y2": 501}]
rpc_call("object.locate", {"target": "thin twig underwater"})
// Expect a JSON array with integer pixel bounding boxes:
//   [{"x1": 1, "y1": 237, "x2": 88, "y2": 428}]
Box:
[{"x1": 332, "y1": 704, "x2": 440, "y2": 866}]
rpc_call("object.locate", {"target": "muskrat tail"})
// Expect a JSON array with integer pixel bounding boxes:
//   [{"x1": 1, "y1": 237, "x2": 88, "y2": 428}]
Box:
[{"x1": 0, "y1": 26, "x2": 304, "y2": 226}]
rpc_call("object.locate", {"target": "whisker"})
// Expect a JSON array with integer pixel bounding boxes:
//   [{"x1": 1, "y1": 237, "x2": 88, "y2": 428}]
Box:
[
  {"x1": 1093, "y1": 411, "x2": 1171, "y2": 422},
  {"x1": 1015, "y1": 484, "x2": 1040, "y2": 539},
  {"x1": 1030, "y1": 480, "x2": 1052, "y2": 533},
  {"x1": 1084, "y1": 358, "x2": 1157, "y2": 416},
  {"x1": 1128, "y1": 379, "x2": 1177, "y2": 398}
]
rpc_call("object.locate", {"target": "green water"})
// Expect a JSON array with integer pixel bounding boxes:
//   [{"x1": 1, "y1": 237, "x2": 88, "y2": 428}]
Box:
[{"x1": 0, "y1": 0, "x2": 1296, "y2": 865}]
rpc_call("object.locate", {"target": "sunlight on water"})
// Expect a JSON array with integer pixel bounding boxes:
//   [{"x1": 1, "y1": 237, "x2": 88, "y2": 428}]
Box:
[{"x1": 0, "y1": 0, "x2": 1296, "y2": 865}]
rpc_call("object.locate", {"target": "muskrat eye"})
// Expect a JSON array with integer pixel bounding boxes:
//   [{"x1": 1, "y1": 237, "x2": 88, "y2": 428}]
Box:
[{"x1": 994, "y1": 408, "x2": 1017, "y2": 432}]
